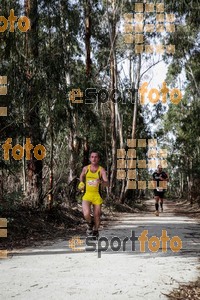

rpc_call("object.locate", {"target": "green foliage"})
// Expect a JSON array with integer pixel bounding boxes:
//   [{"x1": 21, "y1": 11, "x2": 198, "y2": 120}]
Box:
[{"x1": 1, "y1": 0, "x2": 199, "y2": 207}]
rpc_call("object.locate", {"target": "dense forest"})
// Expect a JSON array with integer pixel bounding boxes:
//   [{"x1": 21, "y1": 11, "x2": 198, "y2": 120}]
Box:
[{"x1": 0, "y1": 0, "x2": 199, "y2": 211}]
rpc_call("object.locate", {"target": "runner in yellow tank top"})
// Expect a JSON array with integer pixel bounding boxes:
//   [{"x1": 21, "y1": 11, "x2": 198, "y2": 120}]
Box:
[
  {"x1": 78, "y1": 151, "x2": 109, "y2": 237},
  {"x1": 82, "y1": 164, "x2": 103, "y2": 204}
]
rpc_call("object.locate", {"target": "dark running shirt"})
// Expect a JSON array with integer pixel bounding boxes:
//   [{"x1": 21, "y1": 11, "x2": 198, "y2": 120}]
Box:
[{"x1": 152, "y1": 171, "x2": 168, "y2": 190}]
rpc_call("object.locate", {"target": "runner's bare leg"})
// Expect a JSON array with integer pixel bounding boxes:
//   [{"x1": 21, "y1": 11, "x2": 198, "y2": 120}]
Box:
[
  {"x1": 160, "y1": 198, "x2": 163, "y2": 211},
  {"x1": 155, "y1": 196, "x2": 159, "y2": 211},
  {"x1": 82, "y1": 200, "x2": 92, "y2": 223},
  {"x1": 93, "y1": 204, "x2": 101, "y2": 231}
]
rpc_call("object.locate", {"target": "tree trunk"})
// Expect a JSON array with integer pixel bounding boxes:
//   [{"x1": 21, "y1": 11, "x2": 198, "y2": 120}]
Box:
[
  {"x1": 24, "y1": 0, "x2": 43, "y2": 207},
  {"x1": 84, "y1": 0, "x2": 92, "y2": 77},
  {"x1": 108, "y1": 5, "x2": 117, "y2": 195},
  {"x1": 120, "y1": 55, "x2": 142, "y2": 203},
  {"x1": 131, "y1": 55, "x2": 141, "y2": 139},
  {"x1": 82, "y1": 137, "x2": 90, "y2": 167},
  {"x1": 0, "y1": 170, "x2": 4, "y2": 201},
  {"x1": 47, "y1": 94, "x2": 54, "y2": 210},
  {"x1": 59, "y1": 0, "x2": 79, "y2": 203}
]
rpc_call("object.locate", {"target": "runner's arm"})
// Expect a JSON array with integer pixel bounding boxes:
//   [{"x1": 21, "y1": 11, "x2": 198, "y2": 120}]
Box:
[
  {"x1": 153, "y1": 172, "x2": 159, "y2": 180},
  {"x1": 159, "y1": 172, "x2": 169, "y2": 181},
  {"x1": 100, "y1": 168, "x2": 109, "y2": 187},
  {"x1": 80, "y1": 166, "x2": 87, "y2": 182},
  {"x1": 152, "y1": 172, "x2": 158, "y2": 189},
  {"x1": 78, "y1": 166, "x2": 87, "y2": 190},
  {"x1": 165, "y1": 173, "x2": 169, "y2": 182}
]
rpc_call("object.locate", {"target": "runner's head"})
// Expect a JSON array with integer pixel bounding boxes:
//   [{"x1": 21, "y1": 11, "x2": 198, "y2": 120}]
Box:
[
  {"x1": 157, "y1": 165, "x2": 163, "y2": 172},
  {"x1": 89, "y1": 151, "x2": 100, "y2": 166}
]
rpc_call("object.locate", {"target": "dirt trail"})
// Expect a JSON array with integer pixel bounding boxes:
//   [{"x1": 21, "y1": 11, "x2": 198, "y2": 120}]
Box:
[{"x1": 0, "y1": 199, "x2": 200, "y2": 300}]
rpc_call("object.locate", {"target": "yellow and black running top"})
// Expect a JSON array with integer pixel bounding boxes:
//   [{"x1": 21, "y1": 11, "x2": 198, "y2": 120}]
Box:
[{"x1": 84, "y1": 164, "x2": 102, "y2": 194}]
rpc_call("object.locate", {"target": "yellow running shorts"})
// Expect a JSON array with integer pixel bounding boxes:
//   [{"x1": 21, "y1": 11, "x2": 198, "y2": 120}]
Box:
[{"x1": 82, "y1": 193, "x2": 103, "y2": 205}]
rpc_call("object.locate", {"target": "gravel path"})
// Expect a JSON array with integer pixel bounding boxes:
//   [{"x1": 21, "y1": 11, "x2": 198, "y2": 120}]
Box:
[{"x1": 1, "y1": 199, "x2": 200, "y2": 299}]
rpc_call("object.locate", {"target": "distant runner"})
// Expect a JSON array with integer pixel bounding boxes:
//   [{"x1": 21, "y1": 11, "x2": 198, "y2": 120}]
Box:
[
  {"x1": 153, "y1": 165, "x2": 169, "y2": 216},
  {"x1": 78, "y1": 151, "x2": 109, "y2": 238}
]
